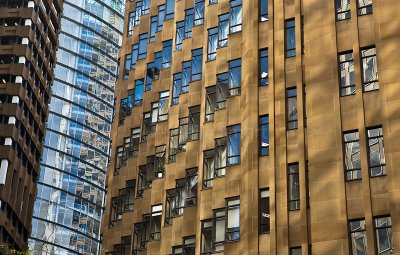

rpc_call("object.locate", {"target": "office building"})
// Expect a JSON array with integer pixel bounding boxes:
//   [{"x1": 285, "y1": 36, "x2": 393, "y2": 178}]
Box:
[
  {"x1": 101, "y1": 0, "x2": 400, "y2": 254},
  {"x1": 28, "y1": 0, "x2": 124, "y2": 254},
  {"x1": 0, "y1": 0, "x2": 62, "y2": 252}
]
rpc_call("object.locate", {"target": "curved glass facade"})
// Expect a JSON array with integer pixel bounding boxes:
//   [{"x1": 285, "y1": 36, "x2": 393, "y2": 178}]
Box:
[{"x1": 28, "y1": 0, "x2": 124, "y2": 254}]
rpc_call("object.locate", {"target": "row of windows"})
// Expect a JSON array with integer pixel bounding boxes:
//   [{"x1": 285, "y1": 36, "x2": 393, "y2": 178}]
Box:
[
  {"x1": 336, "y1": 0, "x2": 373, "y2": 21},
  {"x1": 343, "y1": 126, "x2": 385, "y2": 180},
  {"x1": 339, "y1": 46, "x2": 378, "y2": 96}
]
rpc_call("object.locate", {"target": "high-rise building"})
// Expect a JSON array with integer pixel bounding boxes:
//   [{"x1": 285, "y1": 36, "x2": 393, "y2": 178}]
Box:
[
  {"x1": 0, "y1": 0, "x2": 62, "y2": 252},
  {"x1": 101, "y1": 0, "x2": 400, "y2": 254},
  {"x1": 28, "y1": 0, "x2": 124, "y2": 254}
]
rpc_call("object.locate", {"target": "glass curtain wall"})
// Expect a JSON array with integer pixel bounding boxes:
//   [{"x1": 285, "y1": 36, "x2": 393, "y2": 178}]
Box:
[{"x1": 28, "y1": 0, "x2": 124, "y2": 254}]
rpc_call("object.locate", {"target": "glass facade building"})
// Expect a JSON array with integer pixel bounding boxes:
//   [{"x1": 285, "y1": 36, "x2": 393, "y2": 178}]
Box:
[{"x1": 28, "y1": 0, "x2": 124, "y2": 254}]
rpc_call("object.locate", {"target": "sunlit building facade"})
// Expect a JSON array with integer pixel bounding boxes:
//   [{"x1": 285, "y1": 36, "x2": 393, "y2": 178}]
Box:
[
  {"x1": 101, "y1": 0, "x2": 400, "y2": 255},
  {"x1": 28, "y1": 0, "x2": 124, "y2": 254}
]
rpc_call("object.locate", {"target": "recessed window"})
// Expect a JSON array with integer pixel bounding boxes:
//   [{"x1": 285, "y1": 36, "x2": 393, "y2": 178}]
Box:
[
  {"x1": 260, "y1": 189, "x2": 270, "y2": 234},
  {"x1": 367, "y1": 127, "x2": 386, "y2": 177},
  {"x1": 343, "y1": 131, "x2": 361, "y2": 181},
  {"x1": 218, "y1": 14, "x2": 229, "y2": 47},
  {"x1": 229, "y1": 0, "x2": 242, "y2": 33},
  {"x1": 226, "y1": 197, "x2": 240, "y2": 241},
  {"x1": 172, "y1": 73, "x2": 182, "y2": 105},
  {"x1": 134, "y1": 79, "x2": 144, "y2": 106},
  {"x1": 205, "y1": 86, "x2": 217, "y2": 122},
  {"x1": 207, "y1": 27, "x2": 218, "y2": 61},
  {"x1": 228, "y1": 59, "x2": 241, "y2": 96},
  {"x1": 336, "y1": 0, "x2": 351, "y2": 20},
  {"x1": 149, "y1": 16, "x2": 157, "y2": 42},
  {"x1": 194, "y1": 0, "x2": 205, "y2": 25},
  {"x1": 339, "y1": 51, "x2": 355, "y2": 96},
  {"x1": 166, "y1": 0, "x2": 175, "y2": 20},
  {"x1": 361, "y1": 46, "x2": 379, "y2": 92},
  {"x1": 192, "y1": 48, "x2": 203, "y2": 81},
  {"x1": 138, "y1": 33, "x2": 148, "y2": 59},
  {"x1": 158, "y1": 91, "x2": 170, "y2": 121},
  {"x1": 357, "y1": 0, "x2": 372, "y2": 15},
  {"x1": 260, "y1": 49, "x2": 269, "y2": 86},
  {"x1": 374, "y1": 216, "x2": 393, "y2": 255},
  {"x1": 290, "y1": 247, "x2": 302, "y2": 255},
  {"x1": 259, "y1": 115, "x2": 269, "y2": 156},
  {"x1": 162, "y1": 40, "x2": 172, "y2": 69},
  {"x1": 260, "y1": 0, "x2": 268, "y2": 21},
  {"x1": 286, "y1": 88, "x2": 298, "y2": 130},
  {"x1": 185, "y1": 9, "x2": 194, "y2": 38},
  {"x1": 157, "y1": 4, "x2": 166, "y2": 32},
  {"x1": 176, "y1": 21, "x2": 185, "y2": 50},
  {"x1": 203, "y1": 149, "x2": 216, "y2": 189},
  {"x1": 227, "y1": 124, "x2": 241, "y2": 165},
  {"x1": 288, "y1": 163, "x2": 300, "y2": 211},
  {"x1": 285, "y1": 19, "x2": 296, "y2": 58},
  {"x1": 349, "y1": 219, "x2": 367, "y2": 255}
]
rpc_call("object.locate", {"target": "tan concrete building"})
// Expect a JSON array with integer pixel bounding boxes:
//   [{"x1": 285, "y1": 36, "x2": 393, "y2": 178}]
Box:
[{"x1": 101, "y1": 0, "x2": 400, "y2": 254}]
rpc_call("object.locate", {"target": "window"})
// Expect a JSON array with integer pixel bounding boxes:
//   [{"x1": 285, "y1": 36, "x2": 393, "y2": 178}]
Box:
[
  {"x1": 158, "y1": 91, "x2": 170, "y2": 121},
  {"x1": 367, "y1": 127, "x2": 386, "y2": 177},
  {"x1": 115, "y1": 146, "x2": 124, "y2": 171},
  {"x1": 182, "y1": 61, "x2": 191, "y2": 92},
  {"x1": 142, "y1": 0, "x2": 150, "y2": 14},
  {"x1": 178, "y1": 117, "x2": 189, "y2": 151},
  {"x1": 336, "y1": 0, "x2": 351, "y2": 20},
  {"x1": 343, "y1": 131, "x2": 361, "y2": 180},
  {"x1": 119, "y1": 96, "x2": 132, "y2": 125},
  {"x1": 229, "y1": 0, "x2": 242, "y2": 33},
  {"x1": 194, "y1": 0, "x2": 205, "y2": 26},
  {"x1": 134, "y1": 79, "x2": 144, "y2": 106},
  {"x1": 290, "y1": 247, "x2": 302, "y2": 255},
  {"x1": 227, "y1": 125, "x2": 241, "y2": 165},
  {"x1": 260, "y1": 0, "x2": 268, "y2": 21},
  {"x1": 176, "y1": 21, "x2": 185, "y2": 50},
  {"x1": 207, "y1": 27, "x2": 218, "y2": 61},
  {"x1": 128, "y1": 12, "x2": 135, "y2": 36},
  {"x1": 165, "y1": 169, "x2": 198, "y2": 226},
  {"x1": 135, "y1": 1, "x2": 143, "y2": 25},
  {"x1": 133, "y1": 222, "x2": 147, "y2": 254},
  {"x1": 228, "y1": 59, "x2": 241, "y2": 96},
  {"x1": 218, "y1": 14, "x2": 229, "y2": 47},
  {"x1": 110, "y1": 196, "x2": 123, "y2": 224},
  {"x1": 260, "y1": 49, "x2": 269, "y2": 86},
  {"x1": 172, "y1": 236, "x2": 196, "y2": 255},
  {"x1": 374, "y1": 216, "x2": 393, "y2": 255},
  {"x1": 137, "y1": 145, "x2": 166, "y2": 196},
  {"x1": 169, "y1": 128, "x2": 179, "y2": 163},
  {"x1": 155, "y1": 51, "x2": 163, "y2": 72},
  {"x1": 145, "y1": 62, "x2": 159, "y2": 91},
  {"x1": 162, "y1": 40, "x2": 173, "y2": 69},
  {"x1": 285, "y1": 19, "x2": 296, "y2": 58},
  {"x1": 124, "y1": 53, "x2": 132, "y2": 79},
  {"x1": 166, "y1": 0, "x2": 175, "y2": 20},
  {"x1": 287, "y1": 88, "x2": 298, "y2": 130},
  {"x1": 191, "y1": 48, "x2": 203, "y2": 81},
  {"x1": 157, "y1": 5, "x2": 166, "y2": 32},
  {"x1": 203, "y1": 149, "x2": 215, "y2": 189},
  {"x1": 260, "y1": 189, "x2": 270, "y2": 234},
  {"x1": 130, "y1": 128, "x2": 140, "y2": 157},
  {"x1": 138, "y1": 33, "x2": 148, "y2": 59},
  {"x1": 185, "y1": 9, "x2": 194, "y2": 38},
  {"x1": 357, "y1": 0, "x2": 372, "y2": 15},
  {"x1": 130, "y1": 44, "x2": 139, "y2": 70},
  {"x1": 361, "y1": 46, "x2": 379, "y2": 91},
  {"x1": 121, "y1": 180, "x2": 136, "y2": 212},
  {"x1": 349, "y1": 219, "x2": 367, "y2": 255},
  {"x1": 150, "y1": 16, "x2": 157, "y2": 42},
  {"x1": 214, "y1": 209, "x2": 226, "y2": 252},
  {"x1": 215, "y1": 138, "x2": 227, "y2": 176},
  {"x1": 205, "y1": 86, "x2": 216, "y2": 122},
  {"x1": 259, "y1": 115, "x2": 269, "y2": 156},
  {"x1": 339, "y1": 51, "x2": 355, "y2": 96},
  {"x1": 226, "y1": 197, "x2": 240, "y2": 241},
  {"x1": 172, "y1": 73, "x2": 182, "y2": 105},
  {"x1": 188, "y1": 106, "x2": 200, "y2": 140},
  {"x1": 201, "y1": 220, "x2": 213, "y2": 255},
  {"x1": 150, "y1": 205, "x2": 162, "y2": 240},
  {"x1": 141, "y1": 111, "x2": 155, "y2": 142},
  {"x1": 217, "y1": 73, "x2": 229, "y2": 109},
  {"x1": 288, "y1": 163, "x2": 300, "y2": 211},
  {"x1": 113, "y1": 236, "x2": 131, "y2": 255},
  {"x1": 210, "y1": 0, "x2": 218, "y2": 4}
]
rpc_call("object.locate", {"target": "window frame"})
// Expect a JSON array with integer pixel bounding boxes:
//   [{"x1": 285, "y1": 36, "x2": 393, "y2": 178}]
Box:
[
  {"x1": 343, "y1": 130, "x2": 362, "y2": 181},
  {"x1": 374, "y1": 216, "x2": 393, "y2": 255},
  {"x1": 349, "y1": 219, "x2": 367, "y2": 255},
  {"x1": 361, "y1": 46, "x2": 379, "y2": 92},
  {"x1": 285, "y1": 18, "x2": 296, "y2": 58},
  {"x1": 286, "y1": 87, "x2": 298, "y2": 130},
  {"x1": 225, "y1": 197, "x2": 240, "y2": 242},
  {"x1": 288, "y1": 163, "x2": 300, "y2": 211},
  {"x1": 367, "y1": 126, "x2": 386, "y2": 177},
  {"x1": 259, "y1": 115, "x2": 269, "y2": 156},
  {"x1": 259, "y1": 189, "x2": 270, "y2": 234}
]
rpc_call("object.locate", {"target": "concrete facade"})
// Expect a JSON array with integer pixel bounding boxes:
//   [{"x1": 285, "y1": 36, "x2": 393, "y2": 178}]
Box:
[{"x1": 101, "y1": 0, "x2": 400, "y2": 254}]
